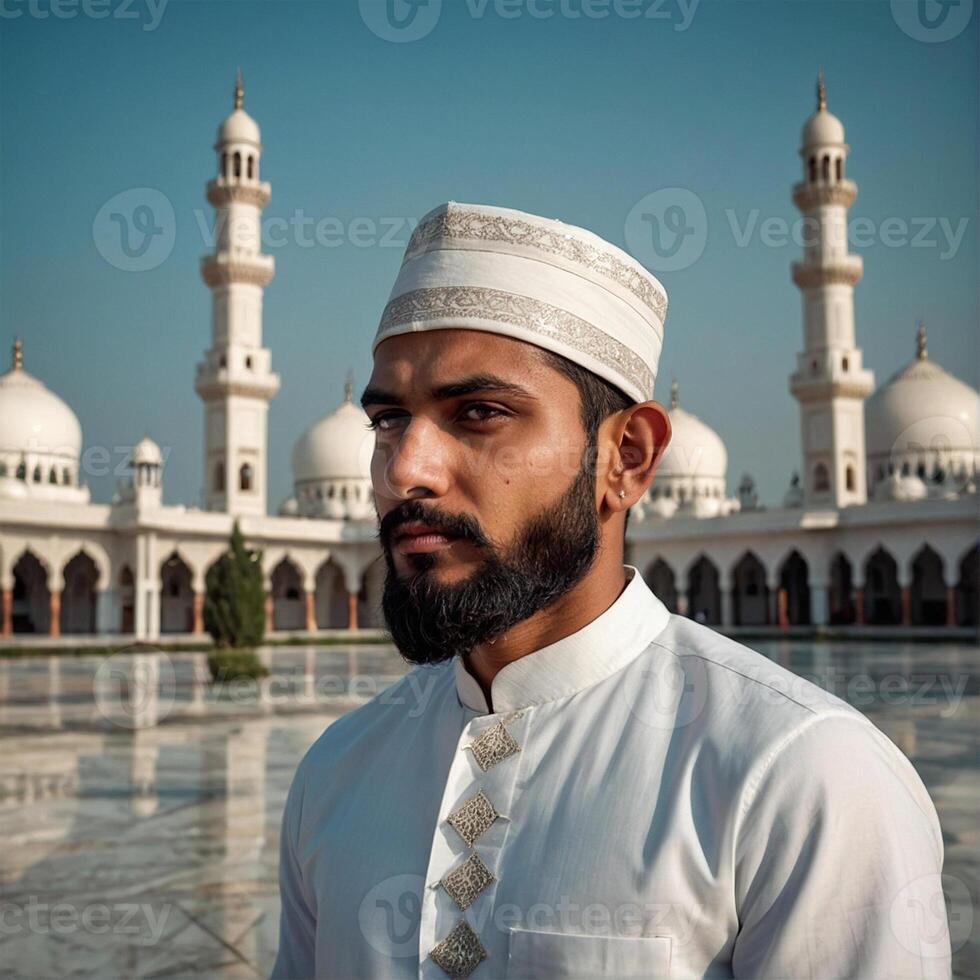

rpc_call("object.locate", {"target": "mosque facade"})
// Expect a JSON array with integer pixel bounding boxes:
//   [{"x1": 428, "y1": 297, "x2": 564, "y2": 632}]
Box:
[{"x1": 0, "y1": 77, "x2": 976, "y2": 641}]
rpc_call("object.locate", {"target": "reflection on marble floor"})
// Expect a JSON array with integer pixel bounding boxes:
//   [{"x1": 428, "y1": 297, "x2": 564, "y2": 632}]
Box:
[{"x1": 0, "y1": 642, "x2": 976, "y2": 979}]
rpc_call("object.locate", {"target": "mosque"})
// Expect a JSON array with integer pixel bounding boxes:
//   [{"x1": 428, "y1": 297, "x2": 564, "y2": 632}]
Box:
[{"x1": 0, "y1": 76, "x2": 976, "y2": 641}]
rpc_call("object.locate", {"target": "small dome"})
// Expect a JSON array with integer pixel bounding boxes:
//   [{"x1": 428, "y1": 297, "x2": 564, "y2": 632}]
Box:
[
  {"x1": 801, "y1": 73, "x2": 845, "y2": 147},
  {"x1": 802, "y1": 109, "x2": 845, "y2": 147},
  {"x1": 219, "y1": 108, "x2": 260, "y2": 146},
  {"x1": 292, "y1": 389, "x2": 373, "y2": 485},
  {"x1": 866, "y1": 326, "x2": 979, "y2": 464},
  {"x1": 873, "y1": 472, "x2": 929, "y2": 503},
  {"x1": 656, "y1": 397, "x2": 727, "y2": 480},
  {"x1": 131, "y1": 435, "x2": 162, "y2": 467},
  {"x1": 278, "y1": 496, "x2": 299, "y2": 517},
  {"x1": 783, "y1": 472, "x2": 804, "y2": 509},
  {"x1": 217, "y1": 71, "x2": 260, "y2": 146},
  {"x1": 0, "y1": 339, "x2": 82, "y2": 462}
]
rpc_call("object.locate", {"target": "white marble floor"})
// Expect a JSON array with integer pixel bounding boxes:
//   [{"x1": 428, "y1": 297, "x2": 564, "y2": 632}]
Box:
[{"x1": 0, "y1": 641, "x2": 976, "y2": 978}]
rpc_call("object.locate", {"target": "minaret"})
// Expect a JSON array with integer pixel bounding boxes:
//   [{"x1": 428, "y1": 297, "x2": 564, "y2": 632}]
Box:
[
  {"x1": 195, "y1": 71, "x2": 280, "y2": 516},
  {"x1": 789, "y1": 73, "x2": 874, "y2": 508}
]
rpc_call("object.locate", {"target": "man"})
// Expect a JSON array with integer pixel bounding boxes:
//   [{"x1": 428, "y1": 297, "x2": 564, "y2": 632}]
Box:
[{"x1": 272, "y1": 202, "x2": 950, "y2": 979}]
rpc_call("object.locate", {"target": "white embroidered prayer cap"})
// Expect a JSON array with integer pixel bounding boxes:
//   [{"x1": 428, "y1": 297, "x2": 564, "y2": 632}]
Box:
[{"x1": 372, "y1": 202, "x2": 668, "y2": 403}]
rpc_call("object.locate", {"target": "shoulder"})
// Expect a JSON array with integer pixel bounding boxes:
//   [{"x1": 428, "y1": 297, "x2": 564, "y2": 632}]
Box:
[
  {"x1": 289, "y1": 660, "x2": 456, "y2": 792},
  {"x1": 637, "y1": 617, "x2": 941, "y2": 852}
]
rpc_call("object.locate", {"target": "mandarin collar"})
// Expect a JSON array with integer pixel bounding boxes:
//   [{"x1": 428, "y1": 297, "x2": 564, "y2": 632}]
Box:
[{"x1": 454, "y1": 565, "x2": 671, "y2": 714}]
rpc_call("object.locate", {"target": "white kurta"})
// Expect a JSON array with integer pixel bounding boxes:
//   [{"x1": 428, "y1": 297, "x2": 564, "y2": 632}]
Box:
[{"x1": 271, "y1": 565, "x2": 950, "y2": 979}]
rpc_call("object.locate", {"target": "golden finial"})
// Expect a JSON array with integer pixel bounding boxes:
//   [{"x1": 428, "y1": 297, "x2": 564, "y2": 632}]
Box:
[
  {"x1": 234, "y1": 68, "x2": 244, "y2": 110},
  {"x1": 670, "y1": 377, "x2": 679, "y2": 410},
  {"x1": 916, "y1": 320, "x2": 927, "y2": 360},
  {"x1": 344, "y1": 370, "x2": 354, "y2": 403},
  {"x1": 12, "y1": 336, "x2": 22, "y2": 370},
  {"x1": 816, "y1": 69, "x2": 827, "y2": 111}
]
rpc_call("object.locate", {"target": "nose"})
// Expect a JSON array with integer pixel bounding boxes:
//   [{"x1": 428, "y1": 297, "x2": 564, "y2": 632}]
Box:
[{"x1": 372, "y1": 416, "x2": 452, "y2": 503}]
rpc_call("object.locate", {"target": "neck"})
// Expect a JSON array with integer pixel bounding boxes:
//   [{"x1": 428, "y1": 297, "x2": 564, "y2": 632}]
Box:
[{"x1": 463, "y1": 556, "x2": 628, "y2": 711}]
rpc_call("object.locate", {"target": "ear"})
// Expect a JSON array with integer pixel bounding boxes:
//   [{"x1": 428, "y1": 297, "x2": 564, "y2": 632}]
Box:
[{"x1": 598, "y1": 401, "x2": 671, "y2": 513}]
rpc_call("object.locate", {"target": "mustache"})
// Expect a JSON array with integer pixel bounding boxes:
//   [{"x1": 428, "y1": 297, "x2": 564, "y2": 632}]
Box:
[{"x1": 378, "y1": 499, "x2": 492, "y2": 551}]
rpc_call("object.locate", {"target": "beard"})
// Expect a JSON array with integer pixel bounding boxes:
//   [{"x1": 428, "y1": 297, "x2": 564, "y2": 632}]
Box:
[{"x1": 378, "y1": 452, "x2": 601, "y2": 666}]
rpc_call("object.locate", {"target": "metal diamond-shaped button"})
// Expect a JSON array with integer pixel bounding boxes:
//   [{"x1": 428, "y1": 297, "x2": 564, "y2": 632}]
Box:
[
  {"x1": 440, "y1": 851, "x2": 495, "y2": 911},
  {"x1": 430, "y1": 919, "x2": 488, "y2": 978},
  {"x1": 469, "y1": 721, "x2": 520, "y2": 770},
  {"x1": 447, "y1": 791, "x2": 500, "y2": 847}
]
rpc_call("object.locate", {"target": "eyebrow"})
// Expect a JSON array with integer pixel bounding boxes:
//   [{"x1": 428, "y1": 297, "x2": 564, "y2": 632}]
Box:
[{"x1": 360, "y1": 374, "x2": 535, "y2": 409}]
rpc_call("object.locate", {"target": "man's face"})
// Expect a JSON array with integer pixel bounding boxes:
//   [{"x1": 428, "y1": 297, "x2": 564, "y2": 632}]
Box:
[{"x1": 362, "y1": 329, "x2": 606, "y2": 664}]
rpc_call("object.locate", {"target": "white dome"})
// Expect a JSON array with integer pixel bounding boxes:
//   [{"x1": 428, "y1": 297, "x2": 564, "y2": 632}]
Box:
[
  {"x1": 801, "y1": 74, "x2": 845, "y2": 147},
  {"x1": 291, "y1": 381, "x2": 376, "y2": 521},
  {"x1": 218, "y1": 108, "x2": 260, "y2": 146},
  {"x1": 802, "y1": 109, "x2": 845, "y2": 147},
  {"x1": 0, "y1": 342, "x2": 82, "y2": 462},
  {"x1": 657, "y1": 404, "x2": 727, "y2": 479},
  {"x1": 292, "y1": 392, "x2": 373, "y2": 485},
  {"x1": 131, "y1": 435, "x2": 162, "y2": 467},
  {"x1": 866, "y1": 334, "x2": 979, "y2": 464},
  {"x1": 217, "y1": 72, "x2": 261, "y2": 146},
  {"x1": 873, "y1": 472, "x2": 929, "y2": 503}
]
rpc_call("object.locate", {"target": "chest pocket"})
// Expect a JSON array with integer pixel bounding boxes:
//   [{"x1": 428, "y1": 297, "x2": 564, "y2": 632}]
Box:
[{"x1": 505, "y1": 928, "x2": 672, "y2": 979}]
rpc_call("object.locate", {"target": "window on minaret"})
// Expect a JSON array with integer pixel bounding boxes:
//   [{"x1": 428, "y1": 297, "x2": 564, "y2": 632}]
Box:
[
  {"x1": 240, "y1": 463, "x2": 254, "y2": 492},
  {"x1": 16, "y1": 462, "x2": 25, "y2": 480},
  {"x1": 821, "y1": 155, "x2": 830, "y2": 181},
  {"x1": 63, "y1": 467, "x2": 71, "y2": 485},
  {"x1": 214, "y1": 461, "x2": 225, "y2": 493},
  {"x1": 233, "y1": 152, "x2": 242, "y2": 178},
  {"x1": 842, "y1": 356, "x2": 849, "y2": 371},
  {"x1": 845, "y1": 466, "x2": 855, "y2": 491},
  {"x1": 48, "y1": 467, "x2": 57, "y2": 484},
  {"x1": 32, "y1": 465, "x2": 42, "y2": 483},
  {"x1": 247, "y1": 155, "x2": 254, "y2": 179},
  {"x1": 808, "y1": 157, "x2": 816, "y2": 182},
  {"x1": 835, "y1": 158, "x2": 842, "y2": 181},
  {"x1": 221, "y1": 152, "x2": 228, "y2": 178},
  {"x1": 814, "y1": 463, "x2": 830, "y2": 492}
]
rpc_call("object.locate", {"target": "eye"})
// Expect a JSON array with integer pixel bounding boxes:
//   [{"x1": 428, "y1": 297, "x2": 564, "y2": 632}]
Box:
[
  {"x1": 459, "y1": 403, "x2": 508, "y2": 424},
  {"x1": 365, "y1": 411, "x2": 407, "y2": 432}
]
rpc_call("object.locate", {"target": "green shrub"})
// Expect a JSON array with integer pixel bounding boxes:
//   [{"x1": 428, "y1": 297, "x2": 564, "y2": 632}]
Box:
[
  {"x1": 204, "y1": 520, "x2": 266, "y2": 648},
  {"x1": 207, "y1": 648, "x2": 270, "y2": 682}
]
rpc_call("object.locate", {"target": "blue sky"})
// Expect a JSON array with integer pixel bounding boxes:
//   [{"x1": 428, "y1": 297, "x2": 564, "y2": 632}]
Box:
[{"x1": 1, "y1": 0, "x2": 976, "y2": 509}]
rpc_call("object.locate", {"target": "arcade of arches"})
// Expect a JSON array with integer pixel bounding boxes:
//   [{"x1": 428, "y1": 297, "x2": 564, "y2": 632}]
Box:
[
  {"x1": 1, "y1": 549, "x2": 388, "y2": 637},
  {"x1": 3, "y1": 542, "x2": 976, "y2": 636},
  {"x1": 642, "y1": 544, "x2": 979, "y2": 628}
]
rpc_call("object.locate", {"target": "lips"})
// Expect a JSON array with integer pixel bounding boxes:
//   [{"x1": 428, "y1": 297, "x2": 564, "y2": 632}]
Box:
[{"x1": 393, "y1": 522, "x2": 461, "y2": 555}]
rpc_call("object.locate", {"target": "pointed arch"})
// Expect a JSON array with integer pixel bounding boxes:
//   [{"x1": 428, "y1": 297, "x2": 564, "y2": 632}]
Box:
[
  {"x1": 271, "y1": 556, "x2": 304, "y2": 631},
  {"x1": 160, "y1": 551, "x2": 194, "y2": 633},
  {"x1": 778, "y1": 549, "x2": 810, "y2": 626},
  {"x1": 864, "y1": 547, "x2": 901, "y2": 625},
  {"x1": 731, "y1": 551, "x2": 769, "y2": 626},
  {"x1": 828, "y1": 551, "x2": 855, "y2": 625},
  {"x1": 644, "y1": 558, "x2": 677, "y2": 613},
  {"x1": 910, "y1": 545, "x2": 946, "y2": 626},
  {"x1": 60, "y1": 551, "x2": 100, "y2": 634},
  {"x1": 686, "y1": 553, "x2": 721, "y2": 625},
  {"x1": 955, "y1": 543, "x2": 979, "y2": 627}
]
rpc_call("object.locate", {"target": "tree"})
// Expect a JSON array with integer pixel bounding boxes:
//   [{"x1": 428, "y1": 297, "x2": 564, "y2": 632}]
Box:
[{"x1": 203, "y1": 521, "x2": 265, "y2": 648}]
